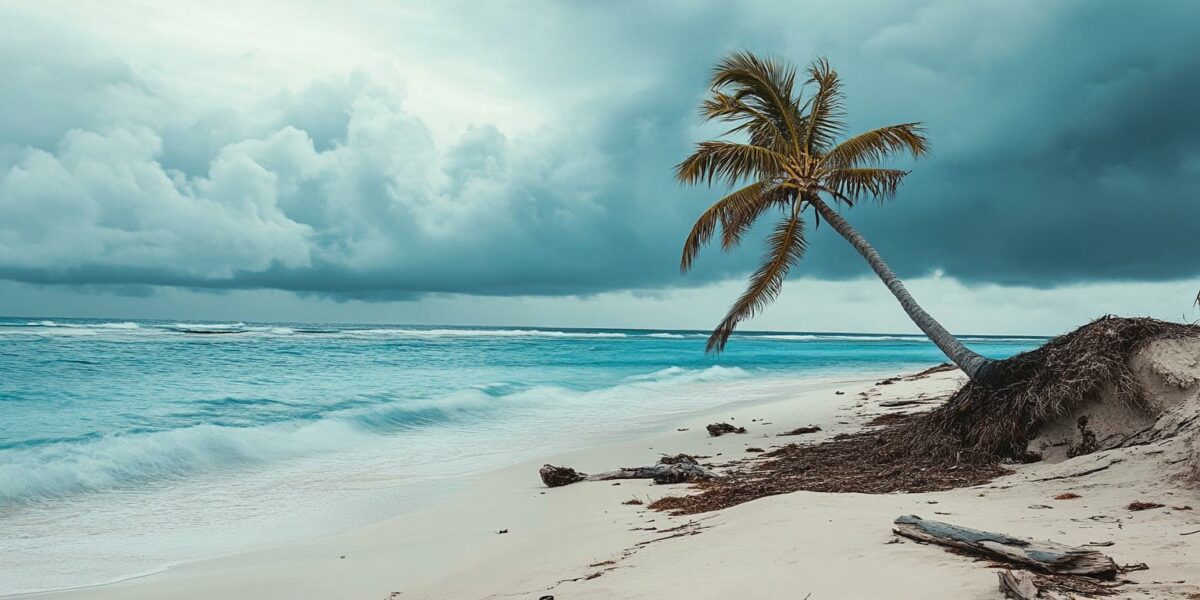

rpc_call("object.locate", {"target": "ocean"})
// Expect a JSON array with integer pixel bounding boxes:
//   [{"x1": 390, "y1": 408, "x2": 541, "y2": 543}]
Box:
[{"x1": 0, "y1": 317, "x2": 1042, "y2": 594}]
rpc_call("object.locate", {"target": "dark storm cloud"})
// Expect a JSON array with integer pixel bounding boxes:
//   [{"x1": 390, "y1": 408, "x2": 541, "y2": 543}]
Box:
[{"x1": 1, "y1": 0, "x2": 1198, "y2": 301}]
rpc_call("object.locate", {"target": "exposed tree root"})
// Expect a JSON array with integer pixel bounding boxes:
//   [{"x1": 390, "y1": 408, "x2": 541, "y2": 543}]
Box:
[{"x1": 901, "y1": 316, "x2": 1199, "y2": 462}]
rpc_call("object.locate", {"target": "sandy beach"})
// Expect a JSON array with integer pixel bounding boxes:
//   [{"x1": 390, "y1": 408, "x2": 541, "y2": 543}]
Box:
[{"x1": 17, "y1": 363, "x2": 1198, "y2": 600}]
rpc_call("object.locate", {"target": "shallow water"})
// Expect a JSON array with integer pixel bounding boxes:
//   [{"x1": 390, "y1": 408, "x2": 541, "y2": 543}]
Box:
[{"x1": 0, "y1": 317, "x2": 1042, "y2": 594}]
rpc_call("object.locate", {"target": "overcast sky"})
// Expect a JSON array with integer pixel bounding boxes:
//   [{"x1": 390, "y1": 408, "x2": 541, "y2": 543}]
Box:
[{"x1": 1, "y1": 0, "x2": 1198, "y2": 334}]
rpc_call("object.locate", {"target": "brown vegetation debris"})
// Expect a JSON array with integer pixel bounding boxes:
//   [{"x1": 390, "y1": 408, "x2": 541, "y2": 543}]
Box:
[
  {"x1": 867, "y1": 412, "x2": 914, "y2": 427},
  {"x1": 1125, "y1": 501, "x2": 1165, "y2": 511},
  {"x1": 622, "y1": 498, "x2": 644, "y2": 506},
  {"x1": 909, "y1": 363, "x2": 957, "y2": 379},
  {"x1": 649, "y1": 427, "x2": 1009, "y2": 515},
  {"x1": 658, "y1": 453, "x2": 705, "y2": 465},
  {"x1": 1055, "y1": 492, "x2": 1082, "y2": 500}
]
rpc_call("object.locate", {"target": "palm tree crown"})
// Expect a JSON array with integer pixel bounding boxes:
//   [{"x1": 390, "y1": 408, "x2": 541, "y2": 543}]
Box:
[{"x1": 678, "y1": 52, "x2": 993, "y2": 381}]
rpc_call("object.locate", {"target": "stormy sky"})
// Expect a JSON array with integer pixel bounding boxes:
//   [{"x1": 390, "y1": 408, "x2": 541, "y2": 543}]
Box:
[{"x1": 1, "y1": 0, "x2": 1198, "y2": 334}]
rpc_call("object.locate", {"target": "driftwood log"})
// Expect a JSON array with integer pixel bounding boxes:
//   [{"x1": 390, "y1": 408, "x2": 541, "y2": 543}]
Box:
[
  {"x1": 893, "y1": 515, "x2": 1119, "y2": 579},
  {"x1": 540, "y1": 455, "x2": 717, "y2": 488}
]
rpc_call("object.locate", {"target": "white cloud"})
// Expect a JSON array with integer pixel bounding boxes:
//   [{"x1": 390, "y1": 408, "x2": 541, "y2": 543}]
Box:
[{"x1": 2, "y1": 0, "x2": 1200, "y2": 329}]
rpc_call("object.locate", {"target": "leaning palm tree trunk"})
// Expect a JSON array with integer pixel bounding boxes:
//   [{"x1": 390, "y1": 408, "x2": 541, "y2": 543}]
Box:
[{"x1": 809, "y1": 197, "x2": 995, "y2": 379}]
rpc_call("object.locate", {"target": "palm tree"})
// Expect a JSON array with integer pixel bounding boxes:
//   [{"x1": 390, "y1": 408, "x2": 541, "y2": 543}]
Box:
[{"x1": 678, "y1": 52, "x2": 995, "y2": 381}]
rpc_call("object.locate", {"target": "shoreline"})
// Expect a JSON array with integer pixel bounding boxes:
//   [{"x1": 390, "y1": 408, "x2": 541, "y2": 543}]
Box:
[
  {"x1": 11, "y1": 369, "x2": 893, "y2": 599},
  {"x1": 19, "y1": 364, "x2": 1200, "y2": 599}
]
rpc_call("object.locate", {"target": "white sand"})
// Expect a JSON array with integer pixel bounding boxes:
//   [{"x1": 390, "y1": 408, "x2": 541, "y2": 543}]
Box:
[{"x1": 18, "y1": 368, "x2": 1200, "y2": 600}]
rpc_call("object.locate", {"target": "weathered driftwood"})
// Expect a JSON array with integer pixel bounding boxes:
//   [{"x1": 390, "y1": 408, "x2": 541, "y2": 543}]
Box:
[
  {"x1": 997, "y1": 570, "x2": 1038, "y2": 599},
  {"x1": 893, "y1": 515, "x2": 1119, "y2": 579},
  {"x1": 540, "y1": 456, "x2": 717, "y2": 488}
]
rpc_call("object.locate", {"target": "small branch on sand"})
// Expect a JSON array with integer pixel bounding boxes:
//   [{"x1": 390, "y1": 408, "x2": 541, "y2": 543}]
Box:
[
  {"x1": 706, "y1": 422, "x2": 746, "y2": 436},
  {"x1": 778, "y1": 425, "x2": 821, "y2": 436},
  {"x1": 893, "y1": 515, "x2": 1119, "y2": 579},
  {"x1": 878, "y1": 399, "x2": 929, "y2": 408},
  {"x1": 1032, "y1": 462, "x2": 1119, "y2": 482},
  {"x1": 539, "y1": 455, "x2": 718, "y2": 488}
]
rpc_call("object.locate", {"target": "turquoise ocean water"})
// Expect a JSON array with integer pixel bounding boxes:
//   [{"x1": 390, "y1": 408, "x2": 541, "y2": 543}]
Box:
[{"x1": 0, "y1": 317, "x2": 1041, "y2": 594}]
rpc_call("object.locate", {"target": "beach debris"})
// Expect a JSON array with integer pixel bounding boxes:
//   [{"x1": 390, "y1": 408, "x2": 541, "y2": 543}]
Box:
[
  {"x1": 835, "y1": 390, "x2": 845, "y2": 395},
  {"x1": 997, "y1": 570, "x2": 1039, "y2": 599},
  {"x1": 539, "y1": 465, "x2": 587, "y2": 487},
  {"x1": 1054, "y1": 492, "x2": 1082, "y2": 500},
  {"x1": 1033, "y1": 461, "x2": 1119, "y2": 481},
  {"x1": 539, "y1": 455, "x2": 717, "y2": 488},
  {"x1": 745, "y1": 447, "x2": 764, "y2": 453},
  {"x1": 622, "y1": 497, "x2": 643, "y2": 505},
  {"x1": 1173, "y1": 505, "x2": 1194, "y2": 510},
  {"x1": 878, "y1": 399, "x2": 927, "y2": 408},
  {"x1": 658, "y1": 453, "x2": 704, "y2": 464},
  {"x1": 892, "y1": 515, "x2": 1119, "y2": 579},
  {"x1": 706, "y1": 422, "x2": 746, "y2": 436},
  {"x1": 908, "y1": 363, "x2": 956, "y2": 379},
  {"x1": 1126, "y1": 501, "x2": 1165, "y2": 511},
  {"x1": 998, "y1": 569, "x2": 1129, "y2": 599},
  {"x1": 867, "y1": 412, "x2": 912, "y2": 426},
  {"x1": 634, "y1": 518, "x2": 713, "y2": 546},
  {"x1": 539, "y1": 596, "x2": 554, "y2": 600},
  {"x1": 778, "y1": 425, "x2": 821, "y2": 436},
  {"x1": 652, "y1": 431, "x2": 1009, "y2": 514},
  {"x1": 497, "y1": 529, "x2": 508, "y2": 534}
]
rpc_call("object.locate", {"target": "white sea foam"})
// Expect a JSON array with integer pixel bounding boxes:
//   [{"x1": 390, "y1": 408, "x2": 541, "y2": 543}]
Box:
[
  {"x1": 21, "y1": 320, "x2": 139, "y2": 330},
  {"x1": 755, "y1": 334, "x2": 921, "y2": 341},
  {"x1": 646, "y1": 332, "x2": 687, "y2": 338},
  {"x1": 347, "y1": 328, "x2": 627, "y2": 339},
  {"x1": 172, "y1": 322, "x2": 246, "y2": 330},
  {"x1": 0, "y1": 365, "x2": 748, "y2": 506}
]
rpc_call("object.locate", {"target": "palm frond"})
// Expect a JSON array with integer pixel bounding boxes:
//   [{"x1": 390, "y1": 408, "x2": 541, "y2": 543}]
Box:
[
  {"x1": 700, "y1": 91, "x2": 791, "y2": 153},
  {"x1": 681, "y1": 181, "x2": 778, "y2": 272},
  {"x1": 675, "y1": 141, "x2": 789, "y2": 188},
  {"x1": 800, "y1": 57, "x2": 845, "y2": 153},
  {"x1": 709, "y1": 51, "x2": 804, "y2": 153},
  {"x1": 823, "y1": 123, "x2": 927, "y2": 168},
  {"x1": 720, "y1": 185, "x2": 794, "y2": 250},
  {"x1": 825, "y1": 168, "x2": 909, "y2": 203},
  {"x1": 707, "y1": 210, "x2": 807, "y2": 352}
]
